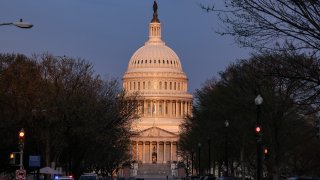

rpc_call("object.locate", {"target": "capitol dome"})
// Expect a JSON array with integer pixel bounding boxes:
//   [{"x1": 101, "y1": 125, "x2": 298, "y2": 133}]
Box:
[
  {"x1": 123, "y1": 1, "x2": 193, "y2": 166},
  {"x1": 127, "y1": 43, "x2": 183, "y2": 72}
]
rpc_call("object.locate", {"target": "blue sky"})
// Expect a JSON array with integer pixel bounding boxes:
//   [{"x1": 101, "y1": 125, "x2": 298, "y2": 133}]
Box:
[{"x1": 0, "y1": 0, "x2": 251, "y2": 93}]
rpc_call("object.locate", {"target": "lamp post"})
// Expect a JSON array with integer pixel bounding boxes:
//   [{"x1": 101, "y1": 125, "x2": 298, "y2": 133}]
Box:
[
  {"x1": 191, "y1": 150, "x2": 194, "y2": 176},
  {"x1": 255, "y1": 95, "x2": 263, "y2": 180},
  {"x1": 208, "y1": 138, "x2": 211, "y2": 174},
  {"x1": 18, "y1": 128, "x2": 25, "y2": 170},
  {"x1": 224, "y1": 120, "x2": 229, "y2": 176},
  {"x1": 198, "y1": 143, "x2": 202, "y2": 177},
  {"x1": 186, "y1": 154, "x2": 189, "y2": 177},
  {"x1": 0, "y1": 19, "x2": 33, "y2": 29}
]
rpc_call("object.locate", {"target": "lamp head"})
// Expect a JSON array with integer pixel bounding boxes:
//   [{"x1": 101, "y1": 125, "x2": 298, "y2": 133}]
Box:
[
  {"x1": 13, "y1": 19, "x2": 33, "y2": 29},
  {"x1": 225, "y1": 120, "x2": 229, "y2": 127},
  {"x1": 255, "y1": 94, "x2": 263, "y2": 105}
]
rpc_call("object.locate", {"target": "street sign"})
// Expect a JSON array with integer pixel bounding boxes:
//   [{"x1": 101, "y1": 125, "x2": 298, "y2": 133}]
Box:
[
  {"x1": 16, "y1": 169, "x2": 26, "y2": 180},
  {"x1": 29, "y1": 155, "x2": 41, "y2": 167}
]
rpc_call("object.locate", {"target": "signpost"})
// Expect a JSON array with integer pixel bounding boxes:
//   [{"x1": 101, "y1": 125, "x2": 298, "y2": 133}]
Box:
[
  {"x1": 29, "y1": 156, "x2": 41, "y2": 167},
  {"x1": 16, "y1": 169, "x2": 26, "y2": 180}
]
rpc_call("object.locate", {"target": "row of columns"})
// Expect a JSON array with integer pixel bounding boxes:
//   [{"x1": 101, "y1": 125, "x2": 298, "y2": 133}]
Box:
[
  {"x1": 138, "y1": 100, "x2": 192, "y2": 118},
  {"x1": 123, "y1": 81, "x2": 187, "y2": 92},
  {"x1": 133, "y1": 141, "x2": 177, "y2": 163}
]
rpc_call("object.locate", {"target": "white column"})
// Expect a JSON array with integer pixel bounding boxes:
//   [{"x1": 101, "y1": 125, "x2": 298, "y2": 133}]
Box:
[
  {"x1": 136, "y1": 141, "x2": 138, "y2": 161},
  {"x1": 143, "y1": 100, "x2": 146, "y2": 115},
  {"x1": 185, "y1": 102, "x2": 187, "y2": 115},
  {"x1": 163, "y1": 142, "x2": 166, "y2": 163},
  {"x1": 157, "y1": 100, "x2": 160, "y2": 116},
  {"x1": 180, "y1": 101, "x2": 183, "y2": 117},
  {"x1": 143, "y1": 141, "x2": 145, "y2": 163},
  {"x1": 170, "y1": 141, "x2": 173, "y2": 162},
  {"x1": 157, "y1": 141, "x2": 159, "y2": 163},
  {"x1": 169, "y1": 100, "x2": 172, "y2": 117},
  {"x1": 164, "y1": 100, "x2": 166, "y2": 117},
  {"x1": 175, "y1": 101, "x2": 178, "y2": 117},
  {"x1": 149, "y1": 142, "x2": 152, "y2": 163}
]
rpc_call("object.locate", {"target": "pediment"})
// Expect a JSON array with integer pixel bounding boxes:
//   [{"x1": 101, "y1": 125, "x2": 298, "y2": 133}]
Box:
[{"x1": 139, "y1": 127, "x2": 177, "y2": 138}]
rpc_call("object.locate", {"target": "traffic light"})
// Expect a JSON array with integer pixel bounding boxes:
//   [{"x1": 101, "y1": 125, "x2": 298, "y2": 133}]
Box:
[
  {"x1": 263, "y1": 148, "x2": 269, "y2": 160},
  {"x1": 255, "y1": 126, "x2": 261, "y2": 133},
  {"x1": 19, "y1": 128, "x2": 25, "y2": 143},
  {"x1": 9, "y1": 153, "x2": 15, "y2": 165}
]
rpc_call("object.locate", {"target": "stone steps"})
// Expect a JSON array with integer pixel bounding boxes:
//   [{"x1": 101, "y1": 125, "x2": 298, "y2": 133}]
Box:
[{"x1": 137, "y1": 163, "x2": 171, "y2": 177}]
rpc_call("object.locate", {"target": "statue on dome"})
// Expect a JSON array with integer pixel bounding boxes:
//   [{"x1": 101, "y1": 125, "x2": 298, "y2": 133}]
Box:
[{"x1": 153, "y1": 1, "x2": 158, "y2": 14}]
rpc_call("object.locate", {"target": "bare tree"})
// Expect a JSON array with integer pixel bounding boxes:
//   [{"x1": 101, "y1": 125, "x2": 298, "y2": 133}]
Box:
[{"x1": 201, "y1": 0, "x2": 320, "y2": 55}]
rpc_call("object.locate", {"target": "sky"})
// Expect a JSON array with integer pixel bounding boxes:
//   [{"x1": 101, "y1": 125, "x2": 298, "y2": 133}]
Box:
[{"x1": 0, "y1": 0, "x2": 251, "y2": 93}]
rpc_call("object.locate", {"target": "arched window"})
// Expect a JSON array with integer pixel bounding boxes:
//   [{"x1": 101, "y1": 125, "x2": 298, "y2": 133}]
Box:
[{"x1": 159, "y1": 82, "x2": 162, "y2": 89}]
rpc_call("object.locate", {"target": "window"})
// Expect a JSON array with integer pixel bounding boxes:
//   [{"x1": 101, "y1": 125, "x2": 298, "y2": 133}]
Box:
[
  {"x1": 164, "y1": 82, "x2": 167, "y2": 89},
  {"x1": 143, "y1": 82, "x2": 145, "y2": 89},
  {"x1": 159, "y1": 82, "x2": 162, "y2": 89},
  {"x1": 174, "y1": 82, "x2": 176, "y2": 90},
  {"x1": 170, "y1": 82, "x2": 172, "y2": 90},
  {"x1": 138, "y1": 82, "x2": 140, "y2": 90},
  {"x1": 148, "y1": 81, "x2": 151, "y2": 89}
]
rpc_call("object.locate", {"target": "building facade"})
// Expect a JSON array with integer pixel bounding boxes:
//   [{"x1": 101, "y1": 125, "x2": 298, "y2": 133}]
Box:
[{"x1": 122, "y1": 3, "x2": 193, "y2": 164}]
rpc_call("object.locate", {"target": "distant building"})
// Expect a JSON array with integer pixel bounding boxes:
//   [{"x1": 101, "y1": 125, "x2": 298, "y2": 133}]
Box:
[{"x1": 122, "y1": 2, "x2": 193, "y2": 165}]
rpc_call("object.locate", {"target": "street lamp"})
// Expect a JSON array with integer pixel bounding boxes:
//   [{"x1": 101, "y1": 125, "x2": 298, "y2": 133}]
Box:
[
  {"x1": 207, "y1": 137, "x2": 211, "y2": 175},
  {"x1": 18, "y1": 128, "x2": 25, "y2": 170},
  {"x1": 198, "y1": 143, "x2": 202, "y2": 177},
  {"x1": 224, "y1": 120, "x2": 229, "y2": 176},
  {"x1": 191, "y1": 150, "x2": 194, "y2": 176},
  {"x1": 0, "y1": 19, "x2": 33, "y2": 29},
  {"x1": 255, "y1": 94, "x2": 263, "y2": 180}
]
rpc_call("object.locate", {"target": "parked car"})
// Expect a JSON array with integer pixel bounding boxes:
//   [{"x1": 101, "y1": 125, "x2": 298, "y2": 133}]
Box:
[
  {"x1": 216, "y1": 177, "x2": 238, "y2": 180},
  {"x1": 55, "y1": 176, "x2": 74, "y2": 180},
  {"x1": 79, "y1": 173, "x2": 99, "y2": 180},
  {"x1": 203, "y1": 175, "x2": 216, "y2": 180},
  {"x1": 287, "y1": 177, "x2": 319, "y2": 180}
]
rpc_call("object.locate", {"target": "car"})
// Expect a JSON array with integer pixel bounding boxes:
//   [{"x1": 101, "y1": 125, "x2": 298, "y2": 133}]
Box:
[
  {"x1": 287, "y1": 177, "x2": 319, "y2": 180},
  {"x1": 79, "y1": 173, "x2": 99, "y2": 180},
  {"x1": 216, "y1": 177, "x2": 238, "y2": 180},
  {"x1": 54, "y1": 176, "x2": 74, "y2": 180},
  {"x1": 203, "y1": 175, "x2": 216, "y2": 180}
]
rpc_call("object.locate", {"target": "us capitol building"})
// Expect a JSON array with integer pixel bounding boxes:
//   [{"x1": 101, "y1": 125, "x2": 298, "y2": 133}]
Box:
[{"x1": 122, "y1": 2, "x2": 193, "y2": 168}]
